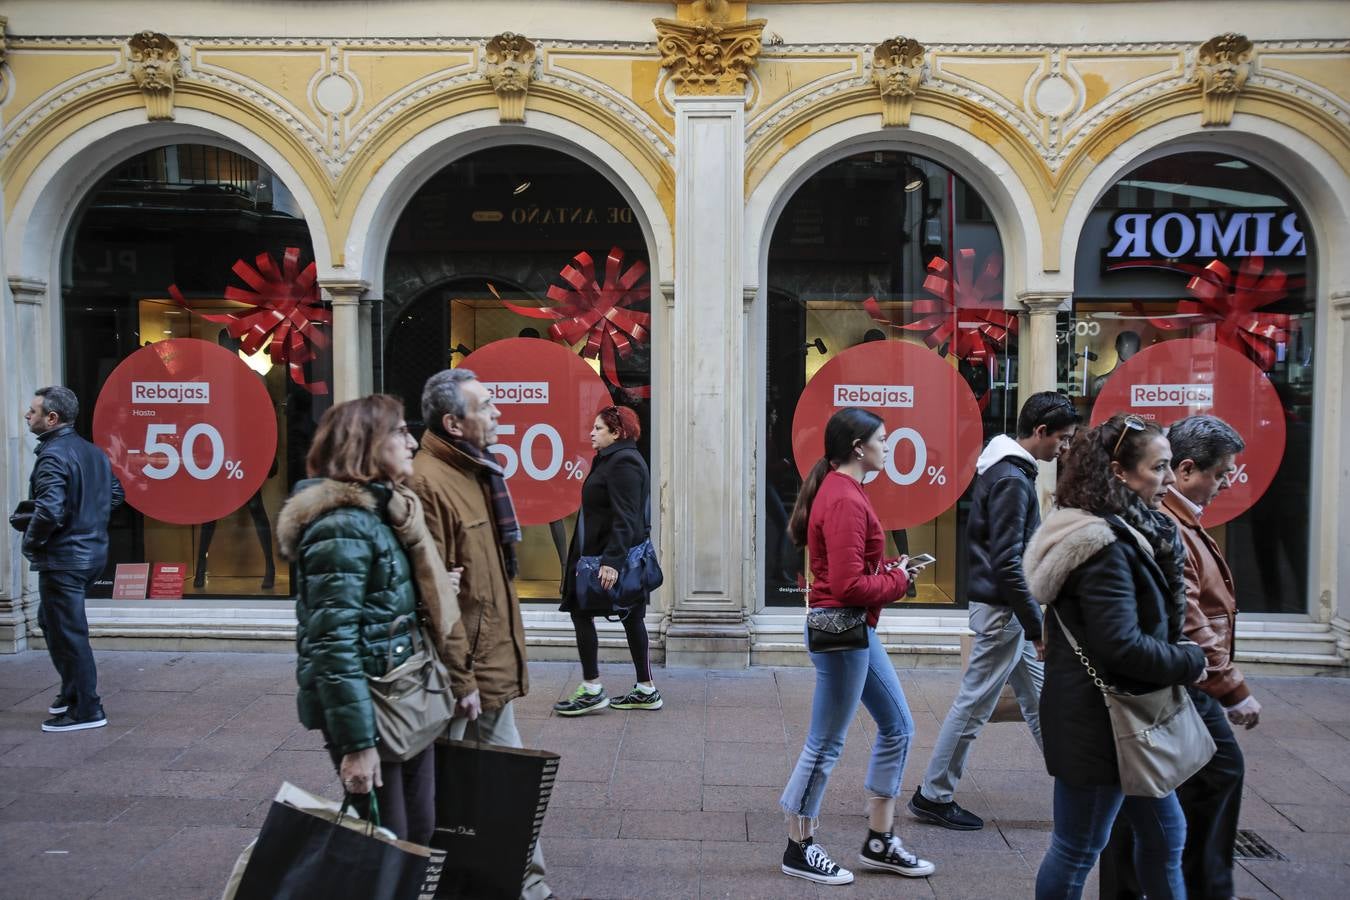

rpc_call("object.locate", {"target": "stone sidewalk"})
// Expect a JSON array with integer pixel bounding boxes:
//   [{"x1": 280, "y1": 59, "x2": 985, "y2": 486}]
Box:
[{"x1": 1, "y1": 651, "x2": 1347, "y2": 899}]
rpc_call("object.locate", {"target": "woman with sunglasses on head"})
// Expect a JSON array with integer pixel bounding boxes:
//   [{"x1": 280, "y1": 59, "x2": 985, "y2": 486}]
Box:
[
  {"x1": 778, "y1": 407, "x2": 933, "y2": 886},
  {"x1": 1023, "y1": 415, "x2": 1207, "y2": 899}
]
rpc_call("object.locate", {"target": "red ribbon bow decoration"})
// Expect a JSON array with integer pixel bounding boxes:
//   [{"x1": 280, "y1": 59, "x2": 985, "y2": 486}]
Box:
[
  {"x1": 494, "y1": 247, "x2": 652, "y2": 398},
  {"x1": 1111, "y1": 256, "x2": 1294, "y2": 371},
  {"x1": 863, "y1": 250, "x2": 1015, "y2": 409},
  {"x1": 168, "y1": 247, "x2": 332, "y2": 394}
]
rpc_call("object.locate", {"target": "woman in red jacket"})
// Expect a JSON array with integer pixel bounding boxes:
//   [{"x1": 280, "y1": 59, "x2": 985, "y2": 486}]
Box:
[{"x1": 778, "y1": 407, "x2": 935, "y2": 886}]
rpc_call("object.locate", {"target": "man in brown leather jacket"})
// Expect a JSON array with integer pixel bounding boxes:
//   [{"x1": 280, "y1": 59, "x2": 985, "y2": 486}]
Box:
[
  {"x1": 412, "y1": 367, "x2": 552, "y2": 900},
  {"x1": 1162, "y1": 415, "x2": 1257, "y2": 900}
]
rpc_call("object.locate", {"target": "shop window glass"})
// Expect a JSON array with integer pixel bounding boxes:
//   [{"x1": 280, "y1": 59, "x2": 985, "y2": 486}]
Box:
[
  {"x1": 1065, "y1": 151, "x2": 1315, "y2": 614},
  {"x1": 378, "y1": 146, "x2": 652, "y2": 603},
  {"x1": 62, "y1": 144, "x2": 327, "y2": 599},
  {"x1": 764, "y1": 151, "x2": 1013, "y2": 607}
]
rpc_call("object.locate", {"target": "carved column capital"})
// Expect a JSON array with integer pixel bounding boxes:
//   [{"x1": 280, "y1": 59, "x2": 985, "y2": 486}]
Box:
[
  {"x1": 1017, "y1": 290, "x2": 1072, "y2": 314},
  {"x1": 9, "y1": 277, "x2": 48, "y2": 305},
  {"x1": 1194, "y1": 32, "x2": 1253, "y2": 127},
  {"x1": 484, "y1": 32, "x2": 536, "y2": 123},
  {"x1": 1331, "y1": 290, "x2": 1350, "y2": 319},
  {"x1": 654, "y1": 16, "x2": 765, "y2": 97},
  {"x1": 872, "y1": 37, "x2": 927, "y2": 127},
  {"x1": 127, "y1": 31, "x2": 183, "y2": 121},
  {"x1": 319, "y1": 278, "x2": 370, "y2": 304}
]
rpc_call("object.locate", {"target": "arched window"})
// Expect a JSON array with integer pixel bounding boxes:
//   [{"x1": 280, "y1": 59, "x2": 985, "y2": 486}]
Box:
[
  {"x1": 380, "y1": 145, "x2": 653, "y2": 603},
  {"x1": 764, "y1": 151, "x2": 1011, "y2": 608},
  {"x1": 1067, "y1": 151, "x2": 1316, "y2": 614},
  {"x1": 62, "y1": 144, "x2": 323, "y2": 599}
]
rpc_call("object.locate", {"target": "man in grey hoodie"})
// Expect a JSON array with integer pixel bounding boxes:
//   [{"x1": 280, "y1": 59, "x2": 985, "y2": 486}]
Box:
[{"x1": 909, "y1": 392, "x2": 1079, "y2": 830}]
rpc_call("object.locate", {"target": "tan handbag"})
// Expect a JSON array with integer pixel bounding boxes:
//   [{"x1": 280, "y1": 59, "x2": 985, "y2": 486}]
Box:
[
  {"x1": 368, "y1": 615, "x2": 456, "y2": 762},
  {"x1": 1052, "y1": 608, "x2": 1216, "y2": 798}
]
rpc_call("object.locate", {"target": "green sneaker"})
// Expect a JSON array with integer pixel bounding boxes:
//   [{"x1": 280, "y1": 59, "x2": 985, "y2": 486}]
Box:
[
  {"x1": 610, "y1": 685, "x2": 663, "y2": 710},
  {"x1": 553, "y1": 685, "x2": 610, "y2": 717}
]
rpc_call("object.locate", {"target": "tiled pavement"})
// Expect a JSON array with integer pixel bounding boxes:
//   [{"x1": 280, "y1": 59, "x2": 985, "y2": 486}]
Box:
[{"x1": 1, "y1": 650, "x2": 1348, "y2": 899}]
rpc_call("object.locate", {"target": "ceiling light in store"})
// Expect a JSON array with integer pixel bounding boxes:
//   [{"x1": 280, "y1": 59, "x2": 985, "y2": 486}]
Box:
[
  {"x1": 513, "y1": 181, "x2": 531, "y2": 195},
  {"x1": 904, "y1": 179, "x2": 924, "y2": 192}
]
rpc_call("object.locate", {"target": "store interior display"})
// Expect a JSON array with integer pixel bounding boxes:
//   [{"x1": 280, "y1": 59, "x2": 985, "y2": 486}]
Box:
[{"x1": 63, "y1": 144, "x2": 324, "y2": 600}]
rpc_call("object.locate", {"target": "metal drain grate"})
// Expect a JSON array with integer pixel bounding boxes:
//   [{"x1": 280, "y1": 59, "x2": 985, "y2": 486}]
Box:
[{"x1": 1234, "y1": 829, "x2": 1287, "y2": 861}]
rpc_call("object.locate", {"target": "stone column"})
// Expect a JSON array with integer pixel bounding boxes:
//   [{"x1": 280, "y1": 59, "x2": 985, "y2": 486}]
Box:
[
  {"x1": 664, "y1": 94, "x2": 752, "y2": 668},
  {"x1": 321, "y1": 279, "x2": 369, "y2": 403},
  {"x1": 1018, "y1": 291, "x2": 1071, "y2": 513},
  {"x1": 1330, "y1": 291, "x2": 1350, "y2": 662},
  {"x1": 0, "y1": 278, "x2": 51, "y2": 651}
]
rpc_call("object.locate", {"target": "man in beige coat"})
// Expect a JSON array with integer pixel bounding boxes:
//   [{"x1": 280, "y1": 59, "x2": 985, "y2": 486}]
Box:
[{"x1": 411, "y1": 367, "x2": 550, "y2": 900}]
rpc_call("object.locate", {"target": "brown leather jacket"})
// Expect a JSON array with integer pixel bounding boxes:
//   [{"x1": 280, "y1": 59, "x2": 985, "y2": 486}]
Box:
[
  {"x1": 410, "y1": 430, "x2": 529, "y2": 713},
  {"x1": 1161, "y1": 490, "x2": 1250, "y2": 706}
]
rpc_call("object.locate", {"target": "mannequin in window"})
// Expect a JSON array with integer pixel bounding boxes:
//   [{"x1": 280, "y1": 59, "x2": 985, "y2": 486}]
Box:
[
  {"x1": 1091, "y1": 330, "x2": 1141, "y2": 396},
  {"x1": 193, "y1": 328, "x2": 278, "y2": 590},
  {"x1": 861, "y1": 328, "x2": 917, "y2": 598}
]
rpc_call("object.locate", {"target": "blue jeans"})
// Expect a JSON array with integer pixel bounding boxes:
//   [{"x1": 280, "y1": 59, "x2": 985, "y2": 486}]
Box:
[
  {"x1": 38, "y1": 565, "x2": 103, "y2": 719},
  {"x1": 780, "y1": 625, "x2": 915, "y2": 823},
  {"x1": 1036, "y1": 778, "x2": 1187, "y2": 900}
]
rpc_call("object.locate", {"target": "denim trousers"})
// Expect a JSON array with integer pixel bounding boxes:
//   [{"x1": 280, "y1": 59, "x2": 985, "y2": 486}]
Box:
[
  {"x1": 448, "y1": 701, "x2": 551, "y2": 900},
  {"x1": 1035, "y1": 778, "x2": 1187, "y2": 900},
  {"x1": 920, "y1": 601, "x2": 1044, "y2": 804},
  {"x1": 38, "y1": 565, "x2": 103, "y2": 719},
  {"x1": 780, "y1": 625, "x2": 915, "y2": 824}
]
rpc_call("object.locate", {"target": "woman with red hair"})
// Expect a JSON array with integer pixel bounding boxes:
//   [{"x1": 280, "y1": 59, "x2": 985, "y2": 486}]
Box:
[{"x1": 554, "y1": 405, "x2": 661, "y2": 715}]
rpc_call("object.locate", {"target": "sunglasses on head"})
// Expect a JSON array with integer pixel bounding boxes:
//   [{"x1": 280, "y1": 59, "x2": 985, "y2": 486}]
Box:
[{"x1": 1110, "y1": 415, "x2": 1147, "y2": 460}]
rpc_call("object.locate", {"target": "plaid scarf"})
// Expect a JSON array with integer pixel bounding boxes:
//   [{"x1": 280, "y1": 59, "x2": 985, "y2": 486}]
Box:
[
  {"x1": 1119, "y1": 494, "x2": 1187, "y2": 639},
  {"x1": 452, "y1": 438, "x2": 522, "y2": 578}
]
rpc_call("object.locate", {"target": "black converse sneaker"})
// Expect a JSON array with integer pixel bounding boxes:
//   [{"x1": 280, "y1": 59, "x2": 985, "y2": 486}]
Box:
[
  {"x1": 858, "y1": 830, "x2": 935, "y2": 877},
  {"x1": 553, "y1": 685, "x2": 610, "y2": 717},
  {"x1": 47, "y1": 693, "x2": 70, "y2": 715},
  {"x1": 41, "y1": 706, "x2": 108, "y2": 733},
  {"x1": 782, "y1": 837, "x2": 854, "y2": 885}
]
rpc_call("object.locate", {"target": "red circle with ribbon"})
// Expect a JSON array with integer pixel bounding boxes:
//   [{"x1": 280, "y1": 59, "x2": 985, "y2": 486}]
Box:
[
  {"x1": 791, "y1": 340, "x2": 984, "y2": 530},
  {"x1": 461, "y1": 338, "x2": 612, "y2": 526},
  {"x1": 92, "y1": 339, "x2": 278, "y2": 525},
  {"x1": 1090, "y1": 338, "x2": 1285, "y2": 526}
]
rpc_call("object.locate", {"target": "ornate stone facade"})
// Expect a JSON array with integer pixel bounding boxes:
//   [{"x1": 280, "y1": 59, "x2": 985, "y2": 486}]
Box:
[{"x1": 0, "y1": 1, "x2": 1347, "y2": 670}]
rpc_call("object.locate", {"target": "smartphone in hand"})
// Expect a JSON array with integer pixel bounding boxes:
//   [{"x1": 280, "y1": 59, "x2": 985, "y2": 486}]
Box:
[{"x1": 907, "y1": 553, "x2": 936, "y2": 570}]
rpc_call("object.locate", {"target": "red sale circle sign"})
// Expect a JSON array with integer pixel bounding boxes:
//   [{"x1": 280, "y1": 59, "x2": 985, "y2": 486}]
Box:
[
  {"x1": 791, "y1": 340, "x2": 984, "y2": 530},
  {"x1": 462, "y1": 338, "x2": 611, "y2": 526},
  {"x1": 1090, "y1": 338, "x2": 1285, "y2": 526},
  {"x1": 92, "y1": 338, "x2": 278, "y2": 525}
]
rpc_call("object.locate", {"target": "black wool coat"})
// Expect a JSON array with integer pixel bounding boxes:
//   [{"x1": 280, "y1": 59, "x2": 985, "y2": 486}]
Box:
[
  {"x1": 1024, "y1": 508, "x2": 1206, "y2": 787},
  {"x1": 560, "y1": 439, "x2": 650, "y2": 613}
]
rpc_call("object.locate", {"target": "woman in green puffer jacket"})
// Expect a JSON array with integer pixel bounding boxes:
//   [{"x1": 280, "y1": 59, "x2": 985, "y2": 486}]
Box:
[{"x1": 277, "y1": 394, "x2": 451, "y2": 843}]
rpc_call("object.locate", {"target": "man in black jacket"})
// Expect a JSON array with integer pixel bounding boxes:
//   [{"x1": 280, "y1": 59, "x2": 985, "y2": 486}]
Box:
[
  {"x1": 22, "y1": 386, "x2": 123, "y2": 732},
  {"x1": 909, "y1": 391, "x2": 1078, "y2": 829}
]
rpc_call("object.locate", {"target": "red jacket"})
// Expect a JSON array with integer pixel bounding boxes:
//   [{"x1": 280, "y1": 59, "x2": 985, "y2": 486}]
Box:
[{"x1": 807, "y1": 471, "x2": 909, "y2": 626}]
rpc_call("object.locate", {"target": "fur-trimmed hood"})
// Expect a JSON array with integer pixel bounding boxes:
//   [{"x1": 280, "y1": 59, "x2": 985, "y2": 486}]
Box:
[
  {"x1": 1023, "y1": 507, "x2": 1117, "y2": 606},
  {"x1": 277, "y1": 478, "x2": 381, "y2": 561}
]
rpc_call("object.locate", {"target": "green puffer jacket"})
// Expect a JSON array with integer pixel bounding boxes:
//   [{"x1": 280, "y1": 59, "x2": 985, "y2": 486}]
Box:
[{"x1": 277, "y1": 478, "x2": 417, "y2": 755}]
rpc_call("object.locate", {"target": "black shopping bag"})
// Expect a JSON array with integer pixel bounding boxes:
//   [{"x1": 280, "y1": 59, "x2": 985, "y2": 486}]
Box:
[
  {"x1": 433, "y1": 738, "x2": 560, "y2": 900},
  {"x1": 234, "y1": 787, "x2": 433, "y2": 900}
]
